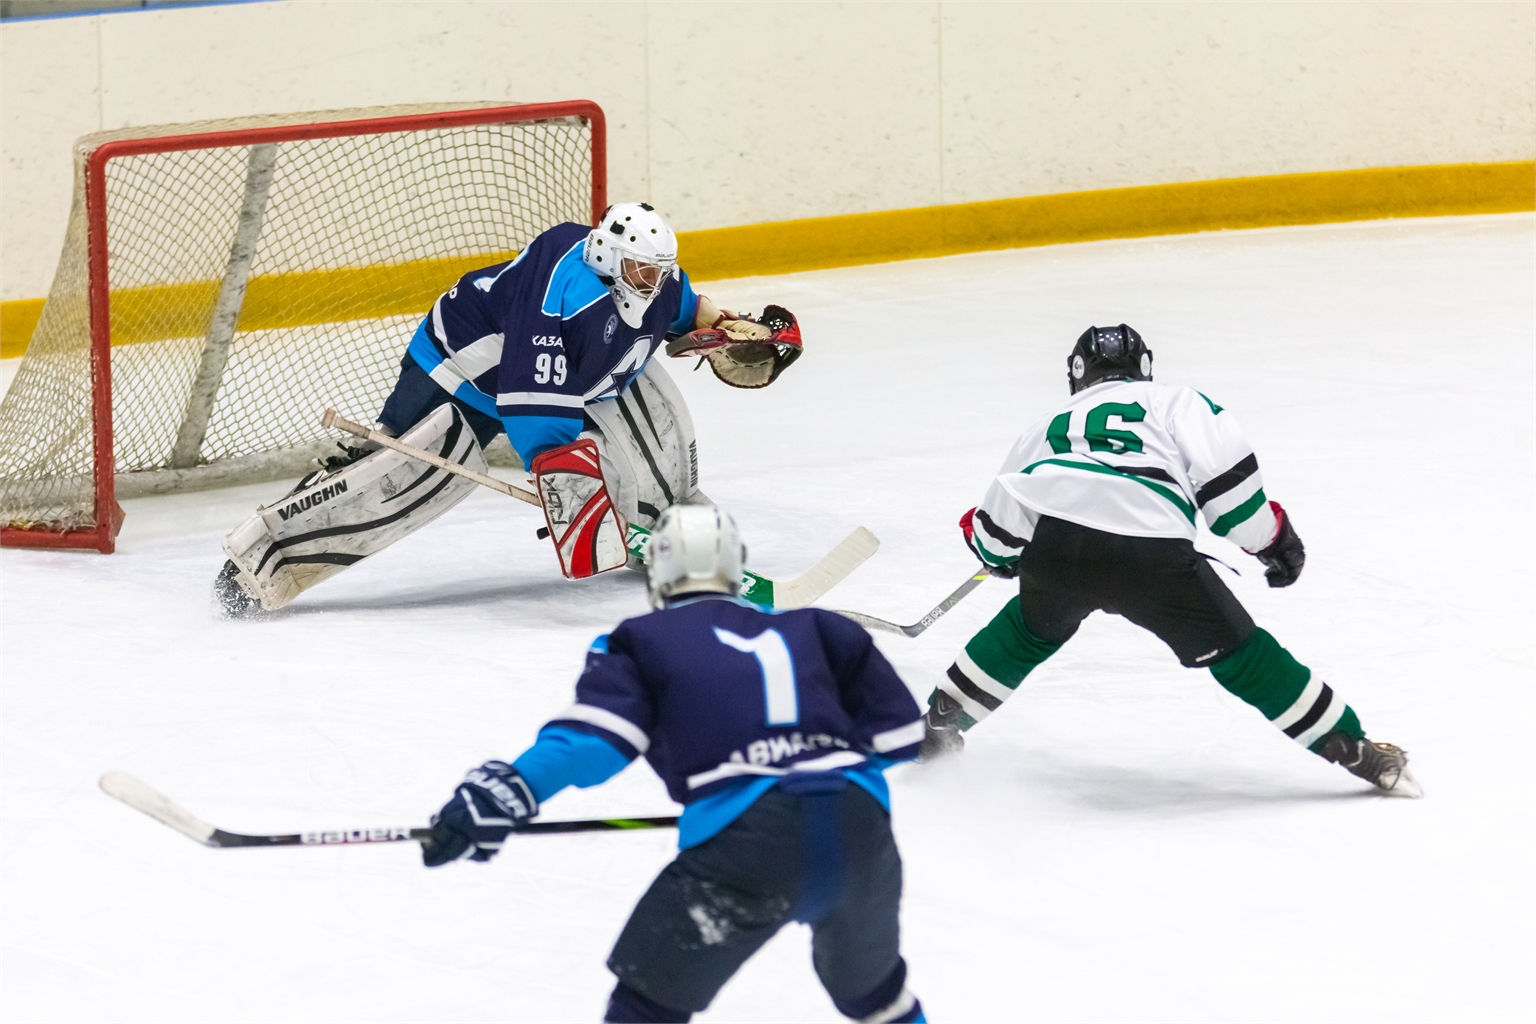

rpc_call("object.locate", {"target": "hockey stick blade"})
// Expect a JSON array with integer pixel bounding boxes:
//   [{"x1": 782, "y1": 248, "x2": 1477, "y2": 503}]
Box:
[
  {"x1": 101, "y1": 772, "x2": 677, "y2": 848},
  {"x1": 626, "y1": 524, "x2": 879, "y2": 609},
  {"x1": 831, "y1": 570, "x2": 990, "y2": 638},
  {"x1": 772, "y1": 526, "x2": 881, "y2": 609}
]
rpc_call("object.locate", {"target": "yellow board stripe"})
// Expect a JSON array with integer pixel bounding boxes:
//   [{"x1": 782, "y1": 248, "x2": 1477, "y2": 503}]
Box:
[
  {"x1": 2, "y1": 161, "x2": 1530, "y2": 359},
  {"x1": 679, "y1": 161, "x2": 1535, "y2": 279}
]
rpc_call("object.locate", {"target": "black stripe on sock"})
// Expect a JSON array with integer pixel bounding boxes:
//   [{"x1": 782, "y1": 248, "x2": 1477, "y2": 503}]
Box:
[
  {"x1": 946, "y1": 663, "x2": 1002, "y2": 712},
  {"x1": 1283, "y1": 683, "x2": 1335, "y2": 738},
  {"x1": 615, "y1": 394, "x2": 675, "y2": 506},
  {"x1": 975, "y1": 508, "x2": 1028, "y2": 551},
  {"x1": 1196, "y1": 454, "x2": 1259, "y2": 508}
]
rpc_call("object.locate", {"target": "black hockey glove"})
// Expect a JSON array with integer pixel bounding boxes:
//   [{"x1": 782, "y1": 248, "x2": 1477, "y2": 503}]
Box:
[
  {"x1": 959, "y1": 507, "x2": 1021, "y2": 579},
  {"x1": 1253, "y1": 502, "x2": 1305, "y2": 588},
  {"x1": 421, "y1": 760, "x2": 537, "y2": 867}
]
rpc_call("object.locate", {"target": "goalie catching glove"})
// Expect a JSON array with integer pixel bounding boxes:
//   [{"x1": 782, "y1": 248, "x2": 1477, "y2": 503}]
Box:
[{"x1": 667, "y1": 297, "x2": 802, "y2": 389}]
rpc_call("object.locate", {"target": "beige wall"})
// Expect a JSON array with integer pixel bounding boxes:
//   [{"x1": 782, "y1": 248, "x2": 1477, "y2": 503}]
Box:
[{"x1": 3, "y1": 0, "x2": 1533, "y2": 301}]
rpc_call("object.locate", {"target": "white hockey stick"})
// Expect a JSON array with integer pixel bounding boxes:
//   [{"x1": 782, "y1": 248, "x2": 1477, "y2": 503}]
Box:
[
  {"x1": 831, "y1": 569, "x2": 992, "y2": 637},
  {"x1": 99, "y1": 772, "x2": 677, "y2": 847},
  {"x1": 321, "y1": 409, "x2": 878, "y2": 608},
  {"x1": 321, "y1": 409, "x2": 539, "y2": 506}
]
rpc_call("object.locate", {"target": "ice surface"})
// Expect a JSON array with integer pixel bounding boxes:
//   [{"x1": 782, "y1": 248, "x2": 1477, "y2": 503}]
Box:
[{"x1": 2, "y1": 215, "x2": 1532, "y2": 1023}]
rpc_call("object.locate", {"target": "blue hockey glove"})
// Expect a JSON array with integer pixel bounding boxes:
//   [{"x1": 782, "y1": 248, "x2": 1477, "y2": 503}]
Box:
[{"x1": 421, "y1": 760, "x2": 538, "y2": 867}]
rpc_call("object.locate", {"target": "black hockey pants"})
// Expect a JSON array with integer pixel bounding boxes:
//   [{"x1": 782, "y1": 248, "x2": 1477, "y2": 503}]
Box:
[
  {"x1": 378, "y1": 356, "x2": 505, "y2": 450},
  {"x1": 605, "y1": 776, "x2": 914, "y2": 1021},
  {"x1": 1017, "y1": 516, "x2": 1256, "y2": 665}
]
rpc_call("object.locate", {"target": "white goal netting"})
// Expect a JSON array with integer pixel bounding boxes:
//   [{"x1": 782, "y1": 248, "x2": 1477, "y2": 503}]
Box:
[{"x1": 0, "y1": 102, "x2": 598, "y2": 538}]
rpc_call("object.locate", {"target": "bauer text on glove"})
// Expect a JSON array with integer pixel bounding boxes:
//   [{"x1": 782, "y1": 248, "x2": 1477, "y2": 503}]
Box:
[{"x1": 421, "y1": 761, "x2": 538, "y2": 867}]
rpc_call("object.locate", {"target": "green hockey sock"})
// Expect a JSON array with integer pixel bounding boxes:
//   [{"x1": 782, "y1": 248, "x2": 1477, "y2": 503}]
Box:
[
  {"x1": 933, "y1": 596, "x2": 1064, "y2": 730},
  {"x1": 1208, "y1": 628, "x2": 1364, "y2": 753}
]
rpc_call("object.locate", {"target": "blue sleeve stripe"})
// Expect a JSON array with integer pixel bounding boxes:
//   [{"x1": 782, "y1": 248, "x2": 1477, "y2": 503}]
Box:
[
  {"x1": 542, "y1": 240, "x2": 609, "y2": 318},
  {"x1": 408, "y1": 318, "x2": 503, "y2": 417},
  {"x1": 512, "y1": 726, "x2": 634, "y2": 804},
  {"x1": 669, "y1": 272, "x2": 699, "y2": 336},
  {"x1": 407, "y1": 317, "x2": 447, "y2": 372},
  {"x1": 501, "y1": 414, "x2": 582, "y2": 467},
  {"x1": 542, "y1": 718, "x2": 642, "y2": 762}
]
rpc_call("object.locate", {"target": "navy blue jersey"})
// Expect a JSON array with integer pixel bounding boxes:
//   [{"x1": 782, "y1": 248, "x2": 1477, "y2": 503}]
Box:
[
  {"x1": 404, "y1": 222, "x2": 699, "y2": 465},
  {"x1": 511, "y1": 596, "x2": 924, "y2": 847}
]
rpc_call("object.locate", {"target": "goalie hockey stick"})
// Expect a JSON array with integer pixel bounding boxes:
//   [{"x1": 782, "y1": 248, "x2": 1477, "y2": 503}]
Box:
[
  {"x1": 830, "y1": 569, "x2": 992, "y2": 638},
  {"x1": 100, "y1": 772, "x2": 677, "y2": 849},
  {"x1": 321, "y1": 409, "x2": 878, "y2": 609}
]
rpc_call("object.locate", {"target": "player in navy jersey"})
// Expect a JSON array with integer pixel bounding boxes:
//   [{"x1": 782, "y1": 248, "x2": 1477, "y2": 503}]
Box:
[
  {"x1": 214, "y1": 204, "x2": 804, "y2": 615},
  {"x1": 422, "y1": 505, "x2": 927, "y2": 1023}
]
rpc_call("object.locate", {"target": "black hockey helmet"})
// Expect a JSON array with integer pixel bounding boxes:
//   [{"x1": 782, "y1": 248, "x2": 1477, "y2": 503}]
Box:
[{"x1": 1068, "y1": 324, "x2": 1153, "y2": 394}]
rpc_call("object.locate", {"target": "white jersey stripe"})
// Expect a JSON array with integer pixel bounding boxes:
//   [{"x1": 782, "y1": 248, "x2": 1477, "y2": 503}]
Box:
[
  {"x1": 553, "y1": 703, "x2": 651, "y2": 753},
  {"x1": 497, "y1": 391, "x2": 585, "y2": 408},
  {"x1": 444, "y1": 332, "x2": 504, "y2": 381},
  {"x1": 685, "y1": 750, "x2": 867, "y2": 790},
  {"x1": 871, "y1": 719, "x2": 924, "y2": 753}
]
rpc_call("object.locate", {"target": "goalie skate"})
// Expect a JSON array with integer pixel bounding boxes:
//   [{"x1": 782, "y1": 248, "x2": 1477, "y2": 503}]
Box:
[{"x1": 219, "y1": 404, "x2": 484, "y2": 612}]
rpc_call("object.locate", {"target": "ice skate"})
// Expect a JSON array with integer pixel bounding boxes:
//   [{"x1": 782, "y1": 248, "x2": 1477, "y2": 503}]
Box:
[
  {"x1": 212, "y1": 559, "x2": 263, "y2": 619},
  {"x1": 919, "y1": 691, "x2": 966, "y2": 761},
  {"x1": 1318, "y1": 731, "x2": 1422, "y2": 798}
]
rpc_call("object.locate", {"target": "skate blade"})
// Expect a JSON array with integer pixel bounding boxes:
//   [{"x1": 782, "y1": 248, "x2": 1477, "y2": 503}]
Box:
[{"x1": 1381, "y1": 766, "x2": 1424, "y2": 799}]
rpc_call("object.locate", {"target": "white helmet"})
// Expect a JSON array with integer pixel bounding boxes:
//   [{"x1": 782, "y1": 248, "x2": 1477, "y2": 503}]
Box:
[
  {"x1": 646, "y1": 504, "x2": 745, "y2": 608},
  {"x1": 583, "y1": 202, "x2": 679, "y2": 328}
]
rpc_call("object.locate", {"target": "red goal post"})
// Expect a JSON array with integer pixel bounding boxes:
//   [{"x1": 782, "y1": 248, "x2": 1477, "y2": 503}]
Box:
[{"x1": 0, "y1": 100, "x2": 606, "y2": 553}]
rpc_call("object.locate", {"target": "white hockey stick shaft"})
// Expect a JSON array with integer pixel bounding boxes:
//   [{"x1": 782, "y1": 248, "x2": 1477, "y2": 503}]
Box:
[
  {"x1": 322, "y1": 409, "x2": 539, "y2": 507},
  {"x1": 321, "y1": 408, "x2": 879, "y2": 608},
  {"x1": 831, "y1": 569, "x2": 991, "y2": 637}
]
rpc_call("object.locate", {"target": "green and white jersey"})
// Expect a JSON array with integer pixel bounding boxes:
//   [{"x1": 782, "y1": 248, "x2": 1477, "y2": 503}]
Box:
[{"x1": 970, "y1": 380, "x2": 1278, "y2": 567}]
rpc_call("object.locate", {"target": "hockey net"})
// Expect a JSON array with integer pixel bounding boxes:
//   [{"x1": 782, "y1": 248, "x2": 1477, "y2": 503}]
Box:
[{"x1": 0, "y1": 101, "x2": 604, "y2": 552}]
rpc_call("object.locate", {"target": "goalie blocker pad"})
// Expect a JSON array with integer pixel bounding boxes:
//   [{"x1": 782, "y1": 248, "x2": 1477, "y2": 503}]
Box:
[
  {"x1": 531, "y1": 439, "x2": 629, "y2": 579},
  {"x1": 222, "y1": 404, "x2": 484, "y2": 610}
]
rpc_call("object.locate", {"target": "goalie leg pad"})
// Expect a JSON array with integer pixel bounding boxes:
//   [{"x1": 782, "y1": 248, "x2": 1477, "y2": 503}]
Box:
[
  {"x1": 582, "y1": 360, "x2": 699, "y2": 530},
  {"x1": 221, "y1": 404, "x2": 485, "y2": 610},
  {"x1": 531, "y1": 438, "x2": 630, "y2": 579}
]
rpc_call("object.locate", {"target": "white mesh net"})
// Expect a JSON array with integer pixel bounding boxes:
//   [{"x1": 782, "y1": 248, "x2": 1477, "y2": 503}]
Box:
[{"x1": 0, "y1": 103, "x2": 597, "y2": 534}]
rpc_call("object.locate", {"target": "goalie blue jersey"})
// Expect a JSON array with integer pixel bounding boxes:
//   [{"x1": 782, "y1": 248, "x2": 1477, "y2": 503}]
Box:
[
  {"x1": 510, "y1": 595, "x2": 926, "y2": 848},
  {"x1": 405, "y1": 221, "x2": 699, "y2": 466}
]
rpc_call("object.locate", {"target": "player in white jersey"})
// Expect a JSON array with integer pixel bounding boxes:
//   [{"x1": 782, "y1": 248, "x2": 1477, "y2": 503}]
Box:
[{"x1": 921, "y1": 325, "x2": 1421, "y2": 797}]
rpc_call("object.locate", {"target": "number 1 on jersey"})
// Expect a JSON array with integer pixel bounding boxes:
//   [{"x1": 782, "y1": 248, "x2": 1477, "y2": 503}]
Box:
[{"x1": 714, "y1": 627, "x2": 799, "y2": 725}]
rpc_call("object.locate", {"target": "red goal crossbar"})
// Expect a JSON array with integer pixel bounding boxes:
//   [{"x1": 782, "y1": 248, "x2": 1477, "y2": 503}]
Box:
[{"x1": 1, "y1": 100, "x2": 606, "y2": 554}]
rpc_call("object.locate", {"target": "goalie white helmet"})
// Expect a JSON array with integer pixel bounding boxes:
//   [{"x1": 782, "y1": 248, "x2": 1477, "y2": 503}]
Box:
[
  {"x1": 646, "y1": 504, "x2": 744, "y2": 608},
  {"x1": 583, "y1": 202, "x2": 679, "y2": 328}
]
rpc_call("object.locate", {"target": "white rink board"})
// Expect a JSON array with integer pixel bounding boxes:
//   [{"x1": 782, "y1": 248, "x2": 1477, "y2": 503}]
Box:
[{"x1": 2, "y1": 215, "x2": 1532, "y2": 1022}]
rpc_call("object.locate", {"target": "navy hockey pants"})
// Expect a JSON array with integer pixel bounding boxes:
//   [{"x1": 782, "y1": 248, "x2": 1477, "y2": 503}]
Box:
[
  {"x1": 605, "y1": 777, "x2": 915, "y2": 1021},
  {"x1": 378, "y1": 356, "x2": 505, "y2": 450}
]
